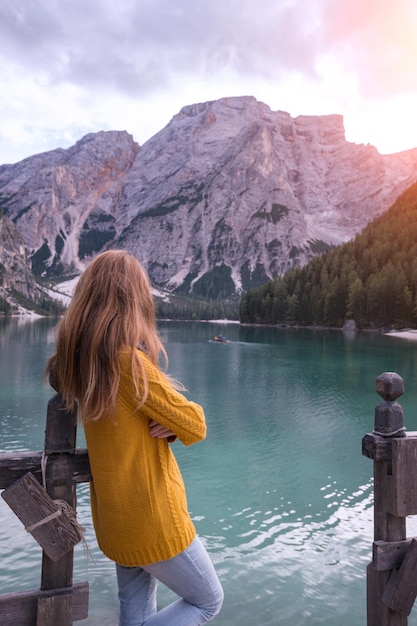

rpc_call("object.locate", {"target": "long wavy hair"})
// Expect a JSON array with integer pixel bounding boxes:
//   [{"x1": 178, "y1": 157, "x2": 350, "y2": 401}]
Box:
[{"x1": 45, "y1": 250, "x2": 167, "y2": 423}]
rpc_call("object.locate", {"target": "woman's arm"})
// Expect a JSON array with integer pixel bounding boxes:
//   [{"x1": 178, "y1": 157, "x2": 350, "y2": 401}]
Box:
[{"x1": 139, "y1": 354, "x2": 207, "y2": 446}]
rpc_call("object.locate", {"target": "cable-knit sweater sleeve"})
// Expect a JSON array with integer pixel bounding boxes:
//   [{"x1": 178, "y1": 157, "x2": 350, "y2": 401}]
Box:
[{"x1": 125, "y1": 350, "x2": 206, "y2": 446}]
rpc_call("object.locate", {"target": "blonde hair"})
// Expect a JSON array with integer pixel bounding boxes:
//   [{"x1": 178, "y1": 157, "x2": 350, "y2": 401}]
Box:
[{"x1": 45, "y1": 250, "x2": 167, "y2": 423}]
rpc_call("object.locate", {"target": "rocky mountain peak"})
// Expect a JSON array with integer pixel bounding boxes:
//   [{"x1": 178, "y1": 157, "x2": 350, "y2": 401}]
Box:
[
  {"x1": 0, "y1": 130, "x2": 139, "y2": 275},
  {"x1": 1, "y1": 96, "x2": 417, "y2": 310}
]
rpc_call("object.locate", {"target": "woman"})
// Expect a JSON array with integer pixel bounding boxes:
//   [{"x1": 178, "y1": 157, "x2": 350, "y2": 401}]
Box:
[{"x1": 45, "y1": 250, "x2": 223, "y2": 626}]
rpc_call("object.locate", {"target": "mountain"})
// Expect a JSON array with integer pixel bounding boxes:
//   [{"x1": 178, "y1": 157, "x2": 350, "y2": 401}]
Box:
[
  {"x1": 0, "y1": 130, "x2": 139, "y2": 276},
  {"x1": 0, "y1": 214, "x2": 35, "y2": 313},
  {"x1": 0, "y1": 213, "x2": 64, "y2": 315},
  {"x1": 240, "y1": 182, "x2": 417, "y2": 329},
  {"x1": 1, "y1": 96, "x2": 417, "y2": 312}
]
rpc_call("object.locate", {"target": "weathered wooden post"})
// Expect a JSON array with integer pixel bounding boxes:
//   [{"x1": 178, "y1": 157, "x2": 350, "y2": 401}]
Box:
[
  {"x1": 363, "y1": 372, "x2": 417, "y2": 625},
  {"x1": 38, "y1": 394, "x2": 81, "y2": 625},
  {"x1": 0, "y1": 393, "x2": 91, "y2": 625}
]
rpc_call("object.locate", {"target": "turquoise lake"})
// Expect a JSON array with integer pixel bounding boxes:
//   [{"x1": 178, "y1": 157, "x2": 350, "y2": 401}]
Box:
[{"x1": 1, "y1": 318, "x2": 417, "y2": 625}]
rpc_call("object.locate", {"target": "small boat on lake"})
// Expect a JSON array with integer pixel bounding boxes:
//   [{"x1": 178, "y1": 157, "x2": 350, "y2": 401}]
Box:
[{"x1": 214, "y1": 335, "x2": 228, "y2": 343}]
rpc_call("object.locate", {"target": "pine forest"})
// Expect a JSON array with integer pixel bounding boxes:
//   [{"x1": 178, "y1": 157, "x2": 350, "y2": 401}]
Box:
[{"x1": 239, "y1": 182, "x2": 417, "y2": 330}]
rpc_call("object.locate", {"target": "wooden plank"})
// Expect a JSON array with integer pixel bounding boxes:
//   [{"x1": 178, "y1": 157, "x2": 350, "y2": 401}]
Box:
[
  {"x1": 37, "y1": 591, "x2": 73, "y2": 626},
  {"x1": 41, "y1": 394, "x2": 78, "y2": 592},
  {"x1": 362, "y1": 433, "x2": 392, "y2": 461},
  {"x1": 382, "y1": 538, "x2": 417, "y2": 616},
  {"x1": 0, "y1": 582, "x2": 88, "y2": 625},
  {"x1": 368, "y1": 453, "x2": 406, "y2": 624},
  {"x1": 373, "y1": 539, "x2": 412, "y2": 571},
  {"x1": 0, "y1": 393, "x2": 90, "y2": 624},
  {"x1": 1, "y1": 473, "x2": 82, "y2": 561},
  {"x1": 41, "y1": 549, "x2": 75, "y2": 591},
  {"x1": 373, "y1": 461, "x2": 406, "y2": 542},
  {"x1": 388, "y1": 438, "x2": 417, "y2": 517},
  {"x1": 0, "y1": 449, "x2": 91, "y2": 489},
  {"x1": 362, "y1": 432, "x2": 417, "y2": 462},
  {"x1": 44, "y1": 394, "x2": 77, "y2": 454},
  {"x1": 367, "y1": 563, "x2": 407, "y2": 625}
]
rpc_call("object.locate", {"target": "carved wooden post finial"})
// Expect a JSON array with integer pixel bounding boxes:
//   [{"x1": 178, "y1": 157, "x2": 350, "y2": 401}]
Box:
[{"x1": 374, "y1": 372, "x2": 406, "y2": 438}]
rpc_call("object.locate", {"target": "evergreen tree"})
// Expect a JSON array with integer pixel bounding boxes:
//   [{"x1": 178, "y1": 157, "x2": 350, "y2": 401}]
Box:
[{"x1": 239, "y1": 181, "x2": 417, "y2": 329}]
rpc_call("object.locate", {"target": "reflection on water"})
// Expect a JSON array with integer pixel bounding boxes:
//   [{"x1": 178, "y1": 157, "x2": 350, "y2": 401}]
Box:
[{"x1": 2, "y1": 318, "x2": 417, "y2": 625}]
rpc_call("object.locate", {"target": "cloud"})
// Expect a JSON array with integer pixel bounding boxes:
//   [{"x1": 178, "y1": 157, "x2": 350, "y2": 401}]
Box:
[
  {"x1": 0, "y1": 0, "x2": 417, "y2": 163},
  {"x1": 0, "y1": 0, "x2": 325, "y2": 93},
  {"x1": 2, "y1": 0, "x2": 416, "y2": 98}
]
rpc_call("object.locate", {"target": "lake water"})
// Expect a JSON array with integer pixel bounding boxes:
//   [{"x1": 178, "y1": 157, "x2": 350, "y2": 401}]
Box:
[{"x1": 2, "y1": 318, "x2": 417, "y2": 625}]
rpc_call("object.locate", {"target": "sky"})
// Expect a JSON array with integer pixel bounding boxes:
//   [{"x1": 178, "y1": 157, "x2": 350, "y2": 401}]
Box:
[{"x1": 1, "y1": 0, "x2": 417, "y2": 165}]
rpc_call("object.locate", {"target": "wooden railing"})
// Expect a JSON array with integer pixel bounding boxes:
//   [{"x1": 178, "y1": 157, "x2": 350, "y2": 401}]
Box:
[
  {"x1": 0, "y1": 394, "x2": 91, "y2": 626},
  {"x1": 363, "y1": 372, "x2": 417, "y2": 625},
  {"x1": 3, "y1": 372, "x2": 417, "y2": 624}
]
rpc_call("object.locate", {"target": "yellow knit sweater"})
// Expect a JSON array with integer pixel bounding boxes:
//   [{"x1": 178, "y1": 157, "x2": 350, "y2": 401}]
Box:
[{"x1": 83, "y1": 349, "x2": 206, "y2": 566}]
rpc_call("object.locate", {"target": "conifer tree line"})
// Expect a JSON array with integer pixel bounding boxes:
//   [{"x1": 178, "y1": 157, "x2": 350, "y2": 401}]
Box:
[{"x1": 240, "y1": 182, "x2": 417, "y2": 329}]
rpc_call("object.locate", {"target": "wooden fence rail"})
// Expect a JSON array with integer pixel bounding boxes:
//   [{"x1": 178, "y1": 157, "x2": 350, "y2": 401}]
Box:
[
  {"x1": 0, "y1": 393, "x2": 91, "y2": 626},
  {"x1": 363, "y1": 371, "x2": 417, "y2": 625},
  {"x1": 3, "y1": 371, "x2": 417, "y2": 624}
]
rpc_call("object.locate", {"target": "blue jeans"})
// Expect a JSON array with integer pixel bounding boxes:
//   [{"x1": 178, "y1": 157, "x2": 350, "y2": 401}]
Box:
[{"x1": 116, "y1": 536, "x2": 224, "y2": 626}]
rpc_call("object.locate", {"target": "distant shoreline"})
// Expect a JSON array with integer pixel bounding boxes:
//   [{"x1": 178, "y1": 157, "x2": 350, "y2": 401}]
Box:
[
  {"x1": 3, "y1": 314, "x2": 417, "y2": 343},
  {"x1": 384, "y1": 330, "x2": 417, "y2": 342}
]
